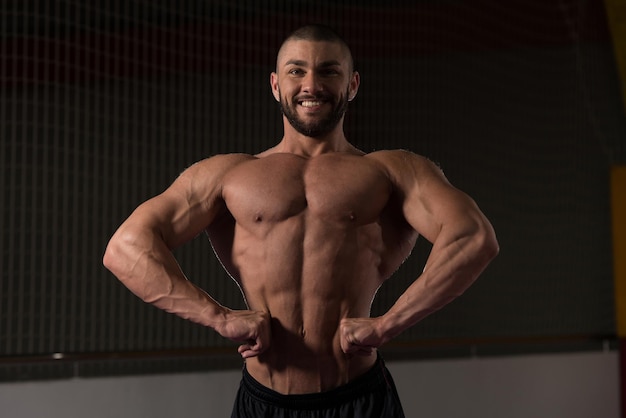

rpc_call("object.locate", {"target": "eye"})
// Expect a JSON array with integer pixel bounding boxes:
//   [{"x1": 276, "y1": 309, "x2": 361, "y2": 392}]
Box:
[
  {"x1": 320, "y1": 69, "x2": 340, "y2": 76},
  {"x1": 288, "y1": 68, "x2": 304, "y2": 76}
]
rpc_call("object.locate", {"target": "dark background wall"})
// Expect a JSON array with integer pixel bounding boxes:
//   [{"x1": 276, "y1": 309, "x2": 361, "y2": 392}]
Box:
[{"x1": 1, "y1": 0, "x2": 625, "y2": 375}]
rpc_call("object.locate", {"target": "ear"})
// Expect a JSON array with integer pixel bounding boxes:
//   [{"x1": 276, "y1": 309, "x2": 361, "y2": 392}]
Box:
[
  {"x1": 348, "y1": 71, "x2": 360, "y2": 102},
  {"x1": 270, "y1": 72, "x2": 280, "y2": 102}
]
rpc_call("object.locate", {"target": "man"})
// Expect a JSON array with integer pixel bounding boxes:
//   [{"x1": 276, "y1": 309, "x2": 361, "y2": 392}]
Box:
[{"x1": 103, "y1": 25, "x2": 498, "y2": 417}]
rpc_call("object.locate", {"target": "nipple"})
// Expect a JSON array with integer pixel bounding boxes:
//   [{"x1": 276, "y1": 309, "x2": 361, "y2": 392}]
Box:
[{"x1": 348, "y1": 211, "x2": 356, "y2": 221}]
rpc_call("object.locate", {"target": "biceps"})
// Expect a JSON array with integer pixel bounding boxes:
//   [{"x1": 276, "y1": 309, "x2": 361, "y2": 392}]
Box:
[
  {"x1": 132, "y1": 192, "x2": 218, "y2": 249},
  {"x1": 402, "y1": 185, "x2": 483, "y2": 244}
]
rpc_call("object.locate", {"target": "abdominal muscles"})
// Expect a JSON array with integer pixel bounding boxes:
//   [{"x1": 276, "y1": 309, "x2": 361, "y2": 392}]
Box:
[{"x1": 232, "y1": 214, "x2": 385, "y2": 393}]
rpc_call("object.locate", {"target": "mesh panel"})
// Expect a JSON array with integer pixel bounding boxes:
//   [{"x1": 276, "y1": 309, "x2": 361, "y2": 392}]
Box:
[{"x1": 1, "y1": 0, "x2": 623, "y2": 361}]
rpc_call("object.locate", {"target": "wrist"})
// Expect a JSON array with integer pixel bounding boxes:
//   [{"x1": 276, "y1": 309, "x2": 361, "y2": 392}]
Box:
[
  {"x1": 378, "y1": 311, "x2": 402, "y2": 343},
  {"x1": 204, "y1": 303, "x2": 231, "y2": 331}
]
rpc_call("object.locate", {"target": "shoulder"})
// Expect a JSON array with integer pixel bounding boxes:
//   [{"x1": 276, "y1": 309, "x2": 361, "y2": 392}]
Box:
[
  {"x1": 181, "y1": 153, "x2": 256, "y2": 177},
  {"x1": 364, "y1": 149, "x2": 448, "y2": 190},
  {"x1": 164, "y1": 153, "x2": 256, "y2": 202},
  {"x1": 365, "y1": 149, "x2": 437, "y2": 168},
  {"x1": 174, "y1": 153, "x2": 255, "y2": 186}
]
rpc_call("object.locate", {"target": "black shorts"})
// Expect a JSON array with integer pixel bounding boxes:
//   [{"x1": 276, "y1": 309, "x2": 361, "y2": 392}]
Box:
[{"x1": 231, "y1": 355, "x2": 405, "y2": 418}]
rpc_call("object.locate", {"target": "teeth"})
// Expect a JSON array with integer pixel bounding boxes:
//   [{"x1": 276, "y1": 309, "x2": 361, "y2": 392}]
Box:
[{"x1": 301, "y1": 100, "x2": 322, "y2": 107}]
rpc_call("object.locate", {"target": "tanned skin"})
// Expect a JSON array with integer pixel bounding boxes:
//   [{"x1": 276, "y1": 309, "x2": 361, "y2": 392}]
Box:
[{"x1": 103, "y1": 37, "x2": 499, "y2": 395}]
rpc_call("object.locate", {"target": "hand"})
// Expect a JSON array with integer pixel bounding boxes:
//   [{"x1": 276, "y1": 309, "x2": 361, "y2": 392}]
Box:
[
  {"x1": 216, "y1": 309, "x2": 272, "y2": 359},
  {"x1": 339, "y1": 317, "x2": 386, "y2": 356}
]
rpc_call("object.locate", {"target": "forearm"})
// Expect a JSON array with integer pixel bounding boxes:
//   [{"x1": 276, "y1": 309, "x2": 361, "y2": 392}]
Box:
[
  {"x1": 103, "y1": 224, "x2": 227, "y2": 329},
  {"x1": 379, "y1": 222, "x2": 498, "y2": 341}
]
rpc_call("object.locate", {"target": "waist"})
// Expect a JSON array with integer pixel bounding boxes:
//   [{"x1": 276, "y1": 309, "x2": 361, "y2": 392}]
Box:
[
  {"x1": 240, "y1": 353, "x2": 389, "y2": 408},
  {"x1": 244, "y1": 350, "x2": 378, "y2": 395}
]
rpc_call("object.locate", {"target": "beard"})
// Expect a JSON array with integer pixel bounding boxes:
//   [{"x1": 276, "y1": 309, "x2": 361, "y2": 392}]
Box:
[{"x1": 279, "y1": 88, "x2": 350, "y2": 138}]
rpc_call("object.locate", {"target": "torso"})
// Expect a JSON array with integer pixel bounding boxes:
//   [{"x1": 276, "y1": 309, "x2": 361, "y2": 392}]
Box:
[{"x1": 207, "y1": 150, "x2": 418, "y2": 394}]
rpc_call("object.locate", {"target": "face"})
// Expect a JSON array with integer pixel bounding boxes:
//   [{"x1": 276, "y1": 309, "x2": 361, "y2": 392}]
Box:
[{"x1": 271, "y1": 40, "x2": 359, "y2": 138}]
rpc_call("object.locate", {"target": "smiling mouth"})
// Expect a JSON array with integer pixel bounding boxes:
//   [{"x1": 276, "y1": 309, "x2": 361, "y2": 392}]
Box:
[{"x1": 300, "y1": 100, "x2": 324, "y2": 108}]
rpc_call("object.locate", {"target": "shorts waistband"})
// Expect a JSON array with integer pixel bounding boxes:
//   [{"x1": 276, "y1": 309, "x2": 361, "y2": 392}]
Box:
[{"x1": 240, "y1": 355, "x2": 390, "y2": 410}]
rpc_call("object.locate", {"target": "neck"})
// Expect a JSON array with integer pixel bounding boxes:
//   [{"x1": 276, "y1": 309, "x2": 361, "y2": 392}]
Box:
[{"x1": 273, "y1": 119, "x2": 358, "y2": 158}]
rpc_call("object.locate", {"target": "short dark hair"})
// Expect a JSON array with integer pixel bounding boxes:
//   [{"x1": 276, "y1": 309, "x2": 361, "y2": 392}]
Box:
[
  {"x1": 285, "y1": 24, "x2": 346, "y2": 44},
  {"x1": 279, "y1": 24, "x2": 354, "y2": 72}
]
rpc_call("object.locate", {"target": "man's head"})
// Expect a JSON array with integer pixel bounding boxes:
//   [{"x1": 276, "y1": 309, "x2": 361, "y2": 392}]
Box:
[{"x1": 271, "y1": 25, "x2": 360, "y2": 138}]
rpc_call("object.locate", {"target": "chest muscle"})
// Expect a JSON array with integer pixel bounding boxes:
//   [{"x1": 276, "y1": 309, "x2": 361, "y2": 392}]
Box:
[{"x1": 222, "y1": 153, "x2": 391, "y2": 228}]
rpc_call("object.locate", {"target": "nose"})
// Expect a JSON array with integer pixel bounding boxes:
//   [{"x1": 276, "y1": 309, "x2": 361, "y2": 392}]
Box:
[{"x1": 301, "y1": 71, "x2": 323, "y2": 95}]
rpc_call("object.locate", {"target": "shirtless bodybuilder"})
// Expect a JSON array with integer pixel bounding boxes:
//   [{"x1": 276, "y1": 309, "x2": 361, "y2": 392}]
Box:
[{"x1": 103, "y1": 25, "x2": 499, "y2": 417}]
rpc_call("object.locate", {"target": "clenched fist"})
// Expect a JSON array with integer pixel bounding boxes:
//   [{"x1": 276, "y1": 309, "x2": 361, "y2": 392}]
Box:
[
  {"x1": 216, "y1": 309, "x2": 272, "y2": 358},
  {"x1": 339, "y1": 317, "x2": 387, "y2": 356}
]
